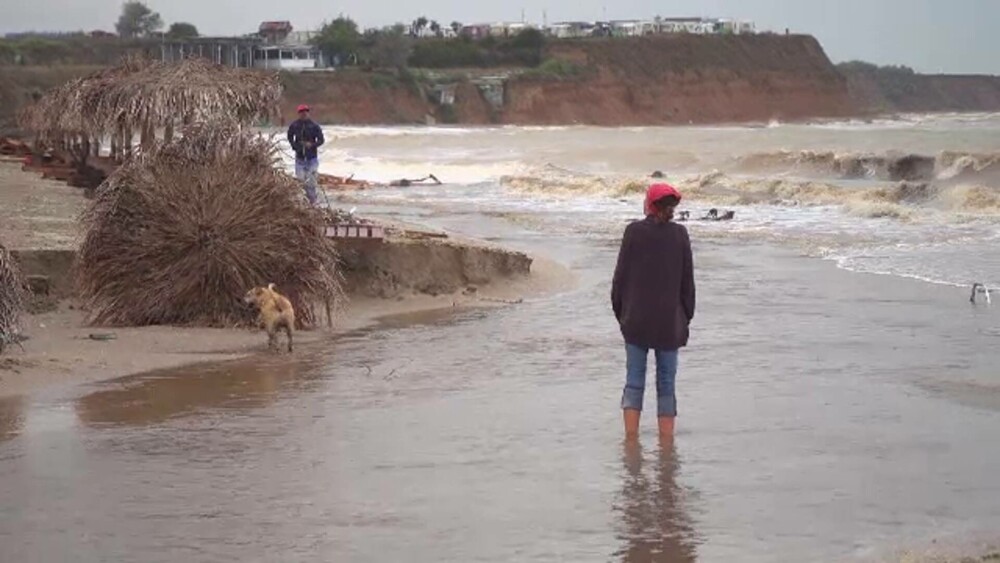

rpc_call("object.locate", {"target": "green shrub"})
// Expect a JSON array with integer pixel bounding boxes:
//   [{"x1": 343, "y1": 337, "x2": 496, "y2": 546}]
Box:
[
  {"x1": 410, "y1": 39, "x2": 486, "y2": 68},
  {"x1": 408, "y1": 30, "x2": 547, "y2": 69},
  {"x1": 368, "y1": 73, "x2": 397, "y2": 90},
  {"x1": 521, "y1": 58, "x2": 586, "y2": 80}
]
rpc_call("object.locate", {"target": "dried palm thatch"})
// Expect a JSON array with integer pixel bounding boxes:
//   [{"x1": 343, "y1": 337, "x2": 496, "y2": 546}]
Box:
[
  {"x1": 17, "y1": 56, "x2": 151, "y2": 139},
  {"x1": 102, "y1": 57, "x2": 281, "y2": 129},
  {"x1": 18, "y1": 56, "x2": 281, "y2": 162},
  {"x1": 0, "y1": 244, "x2": 28, "y2": 355},
  {"x1": 16, "y1": 56, "x2": 152, "y2": 162},
  {"x1": 77, "y1": 123, "x2": 342, "y2": 328}
]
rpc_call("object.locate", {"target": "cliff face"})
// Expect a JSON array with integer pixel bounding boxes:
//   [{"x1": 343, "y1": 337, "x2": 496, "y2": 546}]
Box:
[
  {"x1": 842, "y1": 68, "x2": 1000, "y2": 114},
  {"x1": 501, "y1": 35, "x2": 854, "y2": 125},
  {"x1": 0, "y1": 66, "x2": 104, "y2": 134},
  {"x1": 5, "y1": 35, "x2": 1000, "y2": 130},
  {"x1": 278, "y1": 71, "x2": 430, "y2": 125}
]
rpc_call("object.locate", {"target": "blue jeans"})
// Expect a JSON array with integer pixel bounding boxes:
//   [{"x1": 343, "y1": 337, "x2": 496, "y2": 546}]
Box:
[
  {"x1": 295, "y1": 158, "x2": 319, "y2": 205},
  {"x1": 621, "y1": 343, "x2": 679, "y2": 417}
]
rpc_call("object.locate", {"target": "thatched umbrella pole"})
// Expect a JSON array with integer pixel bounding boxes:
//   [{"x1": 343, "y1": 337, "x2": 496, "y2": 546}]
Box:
[
  {"x1": 0, "y1": 244, "x2": 28, "y2": 355},
  {"x1": 79, "y1": 135, "x2": 92, "y2": 168},
  {"x1": 140, "y1": 122, "x2": 153, "y2": 150}
]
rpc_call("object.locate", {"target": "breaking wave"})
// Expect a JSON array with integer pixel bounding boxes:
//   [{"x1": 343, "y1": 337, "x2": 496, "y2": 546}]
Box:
[
  {"x1": 733, "y1": 150, "x2": 1000, "y2": 184},
  {"x1": 500, "y1": 165, "x2": 648, "y2": 198},
  {"x1": 500, "y1": 166, "x2": 1000, "y2": 220}
]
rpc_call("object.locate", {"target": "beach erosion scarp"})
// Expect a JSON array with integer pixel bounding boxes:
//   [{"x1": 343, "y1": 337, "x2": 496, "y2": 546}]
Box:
[{"x1": 0, "y1": 160, "x2": 538, "y2": 397}]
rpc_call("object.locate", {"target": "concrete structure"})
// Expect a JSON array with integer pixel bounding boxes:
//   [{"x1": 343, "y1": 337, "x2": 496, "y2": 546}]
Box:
[
  {"x1": 253, "y1": 22, "x2": 322, "y2": 70},
  {"x1": 474, "y1": 77, "x2": 506, "y2": 110},
  {"x1": 159, "y1": 21, "x2": 324, "y2": 71},
  {"x1": 430, "y1": 84, "x2": 457, "y2": 106},
  {"x1": 252, "y1": 45, "x2": 322, "y2": 71},
  {"x1": 160, "y1": 37, "x2": 259, "y2": 68}
]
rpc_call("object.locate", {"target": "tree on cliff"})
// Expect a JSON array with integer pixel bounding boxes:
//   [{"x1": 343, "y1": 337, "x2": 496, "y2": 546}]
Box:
[
  {"x1": 115, "y1": 2, "x2": 163, "y2": 38},
  {"x1": 166, "y1": 22, "x2": 199, "y2": 39},
  {"x1": 312, "y1": 17, "x2": 361, "y2": 66},
  {"x1": 412, "y1": 16, "x2": 429, "y2": 36},
  {"x1": 371, "y1": 25, "x2": 413, "y2": 70},
  {"x1": 500, "y1": 28, "x2": 546, "y2": 66}
]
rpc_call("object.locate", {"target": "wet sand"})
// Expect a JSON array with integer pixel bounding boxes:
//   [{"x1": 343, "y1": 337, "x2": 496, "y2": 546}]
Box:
[
  {"x1": 0, "y1": 160, "x2": 568, "y2": 398},
  {"x1": 2, "y1": 209, "x2": 999, "y2": 562},
  {"x1": 0, "y1": 269, "x2": 570, "y2": 399}
]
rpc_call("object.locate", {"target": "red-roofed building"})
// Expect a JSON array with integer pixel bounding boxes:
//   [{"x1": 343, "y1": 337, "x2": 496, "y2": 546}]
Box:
[{"x1": 259, "y1": 21, "x2": 293, "y2": 44}]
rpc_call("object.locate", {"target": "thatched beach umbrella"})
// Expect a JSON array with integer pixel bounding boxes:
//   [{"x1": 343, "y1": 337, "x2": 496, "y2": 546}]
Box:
[
  {"x1": 18, "y1": 56, "x2": 282, "y2": 162},
  {"x1": 77, "y1": 122, "x2": 342, "y2": 328},
  {"x1": 93, "y1": 57, "x2": 281, "y2": 151},
  {"x1": 0, "y1": 244, "x2": 28, "y2": 355},
  {"x1": 16, "y1": 56, "x2": 152, "y2": 161}
]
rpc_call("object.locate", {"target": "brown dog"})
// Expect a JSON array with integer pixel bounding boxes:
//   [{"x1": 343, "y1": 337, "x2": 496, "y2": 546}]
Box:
[{"x1": 243, "y1": 283, "x2": 295, "y2": 352}]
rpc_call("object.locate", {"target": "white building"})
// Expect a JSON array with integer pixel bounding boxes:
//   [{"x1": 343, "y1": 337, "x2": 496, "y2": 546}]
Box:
[
  {"x1": 487, "y1": 22, "x2": 535, "y2": 38},
  {"x1": 252, "y1": 46, "x2": 322, "y2": 70},
  {"x1": 610, "y1": 20, "x2": 642, "y2": 37},
  {"x1": 252, "y1": 21, "x2": 323, "y2": 70},
  {"x1": 546, "y1": 22, "x2": 594, "y2": 38}
]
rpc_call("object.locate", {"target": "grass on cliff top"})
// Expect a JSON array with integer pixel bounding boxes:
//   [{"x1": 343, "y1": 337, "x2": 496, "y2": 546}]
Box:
[{"x1": 519, "y1": 58, "x2": 588, "y2": 81}]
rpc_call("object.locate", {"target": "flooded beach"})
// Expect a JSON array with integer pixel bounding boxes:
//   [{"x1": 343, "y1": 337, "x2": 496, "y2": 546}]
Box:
[{"x1": 3, "y1": 116, "x2": 1000, "y2": 561}]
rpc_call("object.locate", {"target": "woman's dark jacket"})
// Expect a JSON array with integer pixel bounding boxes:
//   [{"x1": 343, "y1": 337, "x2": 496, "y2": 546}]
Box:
[{"x1": 611, "y1": 217, "x2": 695, "y2": 350}]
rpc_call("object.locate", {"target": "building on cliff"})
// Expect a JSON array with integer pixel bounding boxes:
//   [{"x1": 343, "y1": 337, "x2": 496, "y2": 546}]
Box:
[
  {"x1": 159, "y1": 21, "x2": 324, "y2": 71},
  {"x1": 541, "y1": 16, "x2": 755, "y2": 38}
]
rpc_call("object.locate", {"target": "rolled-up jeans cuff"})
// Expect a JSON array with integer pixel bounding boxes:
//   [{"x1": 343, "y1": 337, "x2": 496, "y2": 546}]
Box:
[
  {"x1": 657, "y1": 394, "x2": 677, "y2": 418},
  {"x1": 621, "y1": 386, "x2": 644, "y2": 411}
]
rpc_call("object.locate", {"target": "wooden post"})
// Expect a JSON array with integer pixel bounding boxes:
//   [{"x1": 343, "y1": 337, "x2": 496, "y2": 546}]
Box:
[
  {"x1": 79, "y1": 136, "x2": 91, "y2": 168},
  {"x1": 140, "y1": 123, "x2": 152, "y2": 150}
]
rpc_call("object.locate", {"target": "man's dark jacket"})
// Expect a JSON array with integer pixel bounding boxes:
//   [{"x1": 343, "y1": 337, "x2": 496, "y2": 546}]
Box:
[
  {"x1": 611, "y1": 217, "x2": 696, "y2": 350},
  {"x1": 287, "y1": 118, "x2": 325, "y2": 161}
]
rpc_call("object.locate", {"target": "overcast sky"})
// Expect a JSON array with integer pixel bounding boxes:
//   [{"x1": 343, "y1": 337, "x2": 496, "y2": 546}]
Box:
[{"x1": 2, "y1": 0, "x2": 997, "y2": 74}]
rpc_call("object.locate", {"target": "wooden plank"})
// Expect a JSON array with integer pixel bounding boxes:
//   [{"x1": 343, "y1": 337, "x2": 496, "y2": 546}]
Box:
[{"x1": 325, "y1": 224, "x2": 385, "y2": 240}]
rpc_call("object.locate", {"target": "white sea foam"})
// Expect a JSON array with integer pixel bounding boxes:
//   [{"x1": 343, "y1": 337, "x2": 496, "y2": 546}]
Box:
[{"x1": 315, "y1": 119, "x2": 1000, "y2": 287}]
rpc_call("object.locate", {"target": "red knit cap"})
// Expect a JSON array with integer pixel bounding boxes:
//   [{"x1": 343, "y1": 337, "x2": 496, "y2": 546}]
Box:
[{"x1": 644, "y1": 183, "x2": 682, "y2": 215}]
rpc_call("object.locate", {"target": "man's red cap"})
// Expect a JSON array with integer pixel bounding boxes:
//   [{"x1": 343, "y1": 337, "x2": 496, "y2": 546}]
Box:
[
  {"x1": 296, "y1": 104, "x2": 310, "y2": 113},
  {"x1": 644, "y1": 183, "x2": 682, "y2": 216}
]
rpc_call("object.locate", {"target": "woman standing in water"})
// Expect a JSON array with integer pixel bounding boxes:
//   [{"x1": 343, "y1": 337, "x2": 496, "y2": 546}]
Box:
[{"x1": 612, "y1": 184, "x2": 696, "y2": 440}]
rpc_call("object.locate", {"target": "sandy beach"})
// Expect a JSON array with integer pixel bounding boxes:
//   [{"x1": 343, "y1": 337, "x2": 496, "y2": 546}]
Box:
[{"x1": 0, "y1": 160, "x2": 563, "y2": 398}]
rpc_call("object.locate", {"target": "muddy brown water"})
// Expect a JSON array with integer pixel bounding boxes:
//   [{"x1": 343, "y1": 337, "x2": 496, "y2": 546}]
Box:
[{"x1": 1, "y1": 207, "x2": 999, "y2": 562}]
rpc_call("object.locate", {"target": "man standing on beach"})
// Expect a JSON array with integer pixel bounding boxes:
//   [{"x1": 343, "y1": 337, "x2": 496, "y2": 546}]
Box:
[
  {"x1": 612, "y1": 184, "x2": 695, "y2": 441},
  {"x1": 287, "y1": 104, "x2": 325, "y2": 205}
]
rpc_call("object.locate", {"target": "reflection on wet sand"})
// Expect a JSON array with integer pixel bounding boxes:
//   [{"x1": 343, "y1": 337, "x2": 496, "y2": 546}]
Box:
[
  {"x1": 0, "y1": 395, "x2": 24, "y2": 442},
  {"x1": 614, "y1": 440, "x2": 699, "y2": 562},
  {"x1": 75, "y1": 356, "x2": 313, "y2": 428}
]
